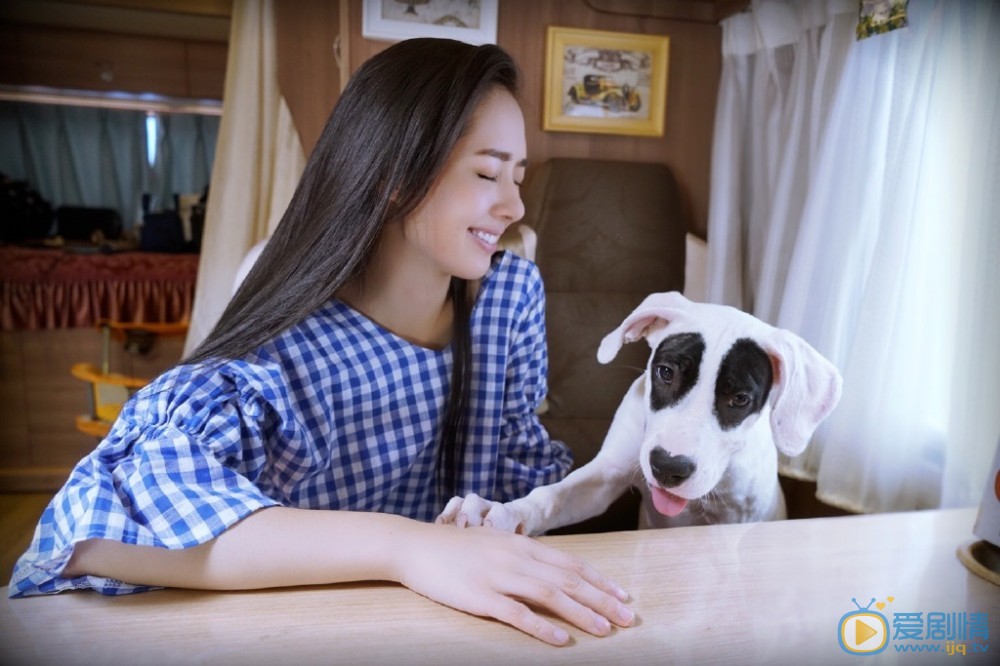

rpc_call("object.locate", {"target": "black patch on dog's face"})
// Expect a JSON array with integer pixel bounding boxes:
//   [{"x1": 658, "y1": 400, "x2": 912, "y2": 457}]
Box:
[
  {"x1": 714, "y1": 338, "x2": 773, "y2": 430},
  {"x1": 649, "y1": 333, "x2": 705, "y2": 411}
]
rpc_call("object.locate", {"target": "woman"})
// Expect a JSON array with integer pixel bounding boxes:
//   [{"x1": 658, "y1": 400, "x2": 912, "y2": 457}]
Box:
[{"x1": 10, "y1": 38, "x2": 634, "y2": 646}]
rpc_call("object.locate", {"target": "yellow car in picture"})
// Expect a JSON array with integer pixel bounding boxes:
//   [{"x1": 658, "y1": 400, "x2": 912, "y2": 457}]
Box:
[{"x1": 568, "y1": 74, "x2": 642, "y2": 113}]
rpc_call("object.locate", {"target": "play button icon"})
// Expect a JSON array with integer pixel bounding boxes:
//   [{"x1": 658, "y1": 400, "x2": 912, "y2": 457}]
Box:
[
  {"x1": 855, "y1": 617, "x2": 878, "y2": 644},
  {"x1": 839, "y1": 610, "x2": 888, "y2": 654}
]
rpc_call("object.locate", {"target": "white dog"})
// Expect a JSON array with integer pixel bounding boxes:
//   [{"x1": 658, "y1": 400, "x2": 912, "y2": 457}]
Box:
[{"x1": 437, "y1": 292, "x2": 843, "y2": 535}]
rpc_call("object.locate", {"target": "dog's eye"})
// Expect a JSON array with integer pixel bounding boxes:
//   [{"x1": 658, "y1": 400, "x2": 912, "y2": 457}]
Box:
[
  {"x1": 730, "y1": 393, "x2": 751, "y2": 408},
  {"x1": 654, "y1": 364, "x2": 674, "y2": 384}
]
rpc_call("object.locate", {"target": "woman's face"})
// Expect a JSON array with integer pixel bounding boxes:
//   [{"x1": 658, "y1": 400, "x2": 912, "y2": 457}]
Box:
[{"x1": 403, "y1": 88, "x2": 527, "y2": 281}]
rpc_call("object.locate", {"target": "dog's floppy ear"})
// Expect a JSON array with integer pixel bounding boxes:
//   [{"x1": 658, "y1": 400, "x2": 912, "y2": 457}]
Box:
[
  {"x1": 597, "y1": 292, "x2": 692, "y2": 364},
  {"x1": 762, "y1": 328, "x2": 843, "y2": 456}
]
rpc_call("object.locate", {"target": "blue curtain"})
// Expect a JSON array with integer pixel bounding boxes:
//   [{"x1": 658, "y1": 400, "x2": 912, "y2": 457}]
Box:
[{"x1": 0, "y1": 101, "x2": 219, "y2": 231}]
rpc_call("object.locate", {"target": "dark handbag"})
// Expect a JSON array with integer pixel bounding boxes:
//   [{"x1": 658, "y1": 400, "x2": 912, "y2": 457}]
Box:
[
  {"x1": 1, "y1": 176, "x2": 55, "y2": 242},
  {"x1": 56, "y1": 206, "x2": 122, "y2": 241},
  {"x1": 139, "y1": 210, "x2": 187, "y2": 253}
]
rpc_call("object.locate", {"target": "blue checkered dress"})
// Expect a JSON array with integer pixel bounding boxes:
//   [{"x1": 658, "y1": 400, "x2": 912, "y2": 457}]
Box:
[{"x1": 10, "y1": 252, "x2": 571, "y2": 597}]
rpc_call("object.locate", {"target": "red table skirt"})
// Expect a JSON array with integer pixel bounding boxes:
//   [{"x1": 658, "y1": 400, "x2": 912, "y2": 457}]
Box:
[{"x1": 0, "y1": 246, "x2": 199, "y2": 330}]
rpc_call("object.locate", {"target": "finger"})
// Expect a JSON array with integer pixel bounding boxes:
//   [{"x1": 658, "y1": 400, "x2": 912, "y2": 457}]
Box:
[
  {"x1": 503, "y1": 575, "x2": 615, "y2": 638},
  {"x1": 531, "y1": 541, "x2": 630, "y2": 600},
  {"x1": 490, "y1": 595, "x2": 571, "y2": 647},
  {"x1": 552, "y1": 565, "x2": 635, "y2": 629}
]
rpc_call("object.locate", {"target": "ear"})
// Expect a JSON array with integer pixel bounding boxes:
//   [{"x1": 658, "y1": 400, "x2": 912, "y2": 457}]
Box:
[
  {"x1": 763, "y1": 329, "x2": 843, "y2": 456},
  {"x1": 596, "y1": 292, "x2": 693, "y2": 364}
]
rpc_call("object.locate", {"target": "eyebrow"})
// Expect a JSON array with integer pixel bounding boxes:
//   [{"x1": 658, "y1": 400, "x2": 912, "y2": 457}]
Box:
[{"x1": 476, "y1": 148, "x2": 528, "y2": 167}]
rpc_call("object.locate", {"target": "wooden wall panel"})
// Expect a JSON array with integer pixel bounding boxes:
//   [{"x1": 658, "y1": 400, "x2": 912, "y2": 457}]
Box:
[
  {"x1": 0, "y1": 23, "x2": 226, "y2": 99},
  {"x1": 273, "y1": 0, "x2": 344, "y2": 156},
  {"x1": 185, "y1": 40, "x2": 229, "y2": 100},
  {"x1": 0, "y1": 330, "x2": 186, "y2": 492},
  {"x1": 342, "y1": 0, "x2": 720, "y2": 236},
  {"x1": 0, "y1": 333, "x2": 31, "y2": 469}
]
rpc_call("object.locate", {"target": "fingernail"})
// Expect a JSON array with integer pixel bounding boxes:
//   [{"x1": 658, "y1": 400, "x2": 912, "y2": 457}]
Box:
[
  {"x1": 553, "y1": 627, "x2": 569, "y2": 644},
  {"x1": 457, "y1": 514, "x2": 467, "y2": 528},
  {"x1": 614, "y1": 586, "x2": 630, "y2": 602},
  {"x1": 595, "y1": 615, "x2": 611, "y2": 634},
  {"x1": 618, "y1": 606, "x2": 635, "y2": 625}
]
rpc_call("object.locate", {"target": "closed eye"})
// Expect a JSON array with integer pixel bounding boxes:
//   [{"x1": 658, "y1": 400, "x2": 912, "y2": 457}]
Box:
[{"x1": 478, "y1": 173, "x2": 523, "y2": 187}]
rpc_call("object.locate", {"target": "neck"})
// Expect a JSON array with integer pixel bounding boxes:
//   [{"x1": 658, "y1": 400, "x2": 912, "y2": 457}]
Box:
[{"x1": 337, "y1": 223, "x2": 454, "y2": 349}]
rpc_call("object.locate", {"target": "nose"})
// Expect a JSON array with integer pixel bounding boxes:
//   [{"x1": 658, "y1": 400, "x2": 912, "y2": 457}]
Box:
[
  {"x1": 649, "y1": 447, "x2": 696, "y2": 488},
  {"x1": 494, "y1": 181, "x2": 525, "y2": 224}
]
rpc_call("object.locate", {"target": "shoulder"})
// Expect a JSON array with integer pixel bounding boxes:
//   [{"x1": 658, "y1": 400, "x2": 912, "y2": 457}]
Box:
[
  {"x1": 480, "y1": 251, "x2": 544, "y2": 305},
  {"x1": 472, "y1": 252, "x2": 547, "y2": 344},
  {"x1": 125, "y1": 358, "x2": 288, "y2": 423},
  {"x1": 256, "y1": 299, "x2": 364, "y2": 361}
]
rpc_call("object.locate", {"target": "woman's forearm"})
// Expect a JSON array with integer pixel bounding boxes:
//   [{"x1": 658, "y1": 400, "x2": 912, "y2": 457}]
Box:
[{"x1": 63, "y1": 507, "x2": 414, "y2": 589}]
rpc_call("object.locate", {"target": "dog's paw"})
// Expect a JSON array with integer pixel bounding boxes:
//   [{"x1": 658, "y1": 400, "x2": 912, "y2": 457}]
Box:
[{"x1": 436, "y1": 493, "x2": 526, "y2": 534}]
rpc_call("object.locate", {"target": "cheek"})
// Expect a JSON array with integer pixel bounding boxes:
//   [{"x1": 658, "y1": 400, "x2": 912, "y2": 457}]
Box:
[
  {"x1": 403, "y1": 205, "x2": 446, "y2": 249},
  {"x1": 403, "y1": 216, "x2": 430, "y2": 245},
  {"x1": 406, "y1": 190, "x2": 470, "y2": 238}
]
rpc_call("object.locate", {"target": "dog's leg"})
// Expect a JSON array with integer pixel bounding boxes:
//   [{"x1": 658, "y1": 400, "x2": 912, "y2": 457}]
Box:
[
  {"x1": 503, "y1": 450, "x2": 635, "y2": 535},
  {"x1": 438, "y1": 376, "x2": 647, "y2": 535}
]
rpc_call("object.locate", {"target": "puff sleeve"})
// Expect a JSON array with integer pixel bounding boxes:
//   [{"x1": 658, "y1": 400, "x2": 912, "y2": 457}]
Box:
[{"x1": 9, "y1": 363, "x2": 284, "y2": 597}]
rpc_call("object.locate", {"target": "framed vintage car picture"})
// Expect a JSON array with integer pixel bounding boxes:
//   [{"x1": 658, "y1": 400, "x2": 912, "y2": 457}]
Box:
[{"x1": 543, "y1": 26, "x2": 670, "y2": 137}]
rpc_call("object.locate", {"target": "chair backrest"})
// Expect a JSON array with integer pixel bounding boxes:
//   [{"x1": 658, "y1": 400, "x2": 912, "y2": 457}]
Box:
[{"x1": 523, "y1": 158, "x2": 688, "y2": 532}]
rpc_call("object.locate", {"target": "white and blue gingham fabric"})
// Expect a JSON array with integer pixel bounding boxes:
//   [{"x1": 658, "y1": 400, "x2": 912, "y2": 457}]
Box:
[{"x1": 10, "y1": 251, "x2": 571, "y2": 597}]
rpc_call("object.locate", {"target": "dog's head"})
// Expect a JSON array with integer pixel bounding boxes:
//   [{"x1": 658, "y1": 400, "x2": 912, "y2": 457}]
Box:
[{"x1": 598, "y1": 292, "x2": 843, "y2": 517}]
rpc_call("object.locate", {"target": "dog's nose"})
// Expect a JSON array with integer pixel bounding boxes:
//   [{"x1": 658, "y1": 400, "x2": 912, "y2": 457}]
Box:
[{"x1": 649, "y1": 448, "x2": 696, "y2": 488}]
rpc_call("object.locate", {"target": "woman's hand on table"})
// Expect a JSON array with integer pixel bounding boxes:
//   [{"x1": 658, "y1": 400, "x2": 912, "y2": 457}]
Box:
[{"x1": 392, "y1": 522, "x2": 634, "y2": 646}]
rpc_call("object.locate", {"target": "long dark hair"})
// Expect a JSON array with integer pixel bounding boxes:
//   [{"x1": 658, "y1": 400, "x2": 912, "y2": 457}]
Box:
[{"x1": 185, "y1": 39, "x2": 521, "y2": 502}]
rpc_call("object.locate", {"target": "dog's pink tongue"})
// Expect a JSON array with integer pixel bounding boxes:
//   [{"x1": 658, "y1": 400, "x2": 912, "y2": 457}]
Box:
[{"x1": 651, "y1": 487, "x2": 688, "y2": 517}]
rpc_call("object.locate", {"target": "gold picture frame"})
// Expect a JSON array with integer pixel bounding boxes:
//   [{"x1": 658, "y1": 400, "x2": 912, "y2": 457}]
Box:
[{"x1": 543, "y1": 26, "x2": 670, "y2": 137}]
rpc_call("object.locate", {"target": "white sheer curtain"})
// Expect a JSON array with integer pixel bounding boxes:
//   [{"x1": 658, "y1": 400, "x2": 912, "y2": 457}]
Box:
[
  {"x1": 184, "y1": 0, "x2": 306, "y2": 355},
  {"x1": 706, "y1": 0, "x2": 999, "y2": 513}
]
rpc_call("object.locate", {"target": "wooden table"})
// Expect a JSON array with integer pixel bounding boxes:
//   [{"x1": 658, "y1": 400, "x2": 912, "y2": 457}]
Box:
[{"x1": 2, "y1": 508, "x2": 997, "y2": 665}]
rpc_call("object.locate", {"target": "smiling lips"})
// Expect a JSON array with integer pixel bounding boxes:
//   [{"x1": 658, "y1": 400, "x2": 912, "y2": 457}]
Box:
[{"x1": 471, "y1": 229, "x2": 500, "y2": 248}]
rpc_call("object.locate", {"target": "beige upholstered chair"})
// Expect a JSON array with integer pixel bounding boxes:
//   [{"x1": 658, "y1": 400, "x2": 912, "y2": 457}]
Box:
[{"x1": 522, "y1": 158, "x2": 688, "y2": 532}]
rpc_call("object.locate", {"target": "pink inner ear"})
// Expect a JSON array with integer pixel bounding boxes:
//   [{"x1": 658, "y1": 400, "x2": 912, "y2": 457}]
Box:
[
  {"x1": 623, "y1": 316, "x2": 656, "y2": 343},
  {"x1": 768, "y1": 354, "x2": 782, "y2": 386},
  {"x1": 625, "y1": 316, "x2": 671, "y2": 344}
]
